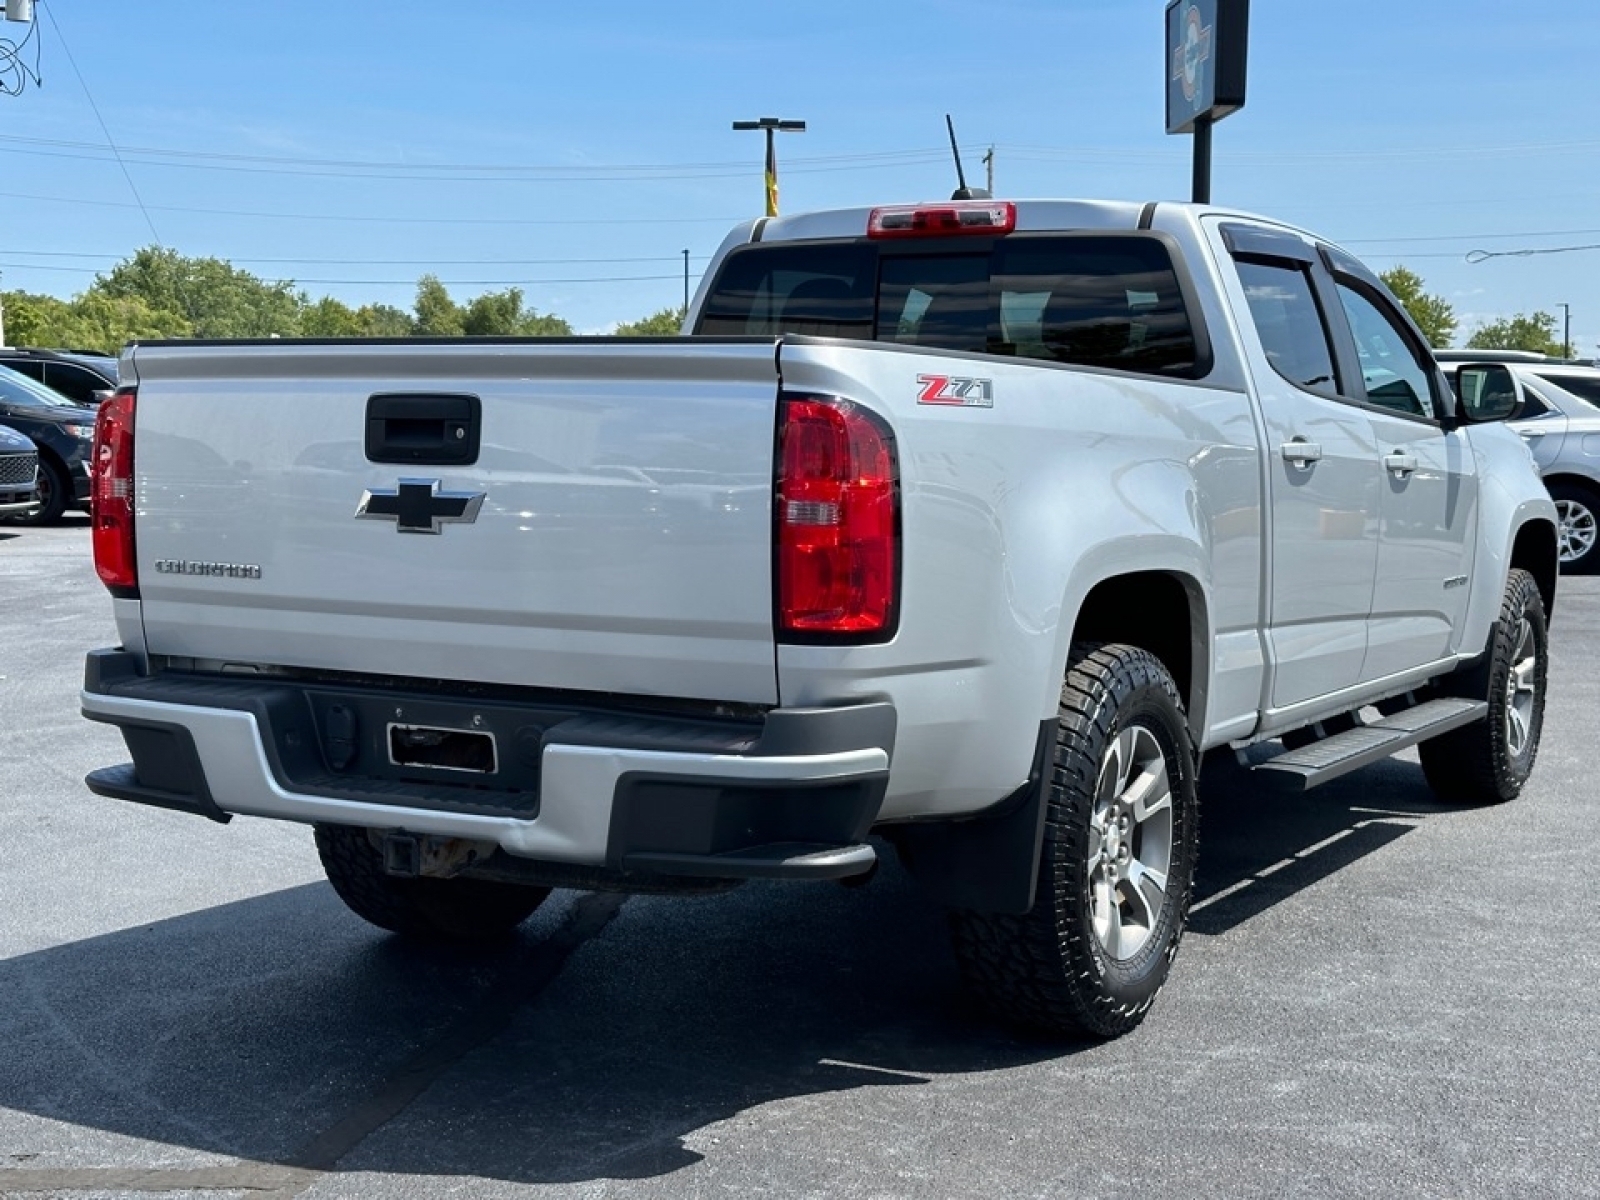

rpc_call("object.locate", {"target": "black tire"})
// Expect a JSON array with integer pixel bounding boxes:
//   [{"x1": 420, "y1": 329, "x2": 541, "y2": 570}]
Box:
[
  {"x1": 314, "y1": 823, "x2": 550, "y2": 944},
  {"x1": 1549, "y1": 481, "x2": 1600, "y2": 574},
  {"x1": 14, "y1": 456, "x2": 68, "y2": 525},
  {"x1": 948, "y1": 643, "x2": 1199, "y2": 1039},
  {"x1": 1417, "y1": 568, "x2": 1547, "y2": 805}
]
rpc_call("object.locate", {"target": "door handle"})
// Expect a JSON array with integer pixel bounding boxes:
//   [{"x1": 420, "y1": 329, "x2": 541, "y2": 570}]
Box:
[
  {"x1": 1384, "y1": 452, "x2": 1418, "y2": 478},
  {"x1": 365, "y1": 393, "x2": 481, "y2": 466},
  {"x1": 1281, "y1": 440, "x2": 1322, "y2": 469}
]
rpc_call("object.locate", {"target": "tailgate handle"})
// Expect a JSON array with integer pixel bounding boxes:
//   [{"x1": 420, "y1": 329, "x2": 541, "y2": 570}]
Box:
[{"x1": 365, "y1": 393, "x2": 481, "y2": 465}]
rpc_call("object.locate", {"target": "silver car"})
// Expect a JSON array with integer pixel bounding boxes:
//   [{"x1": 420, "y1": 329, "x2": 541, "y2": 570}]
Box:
[{"x1": 1439, "y1": 351, "x2": 1600, "y2": 572}]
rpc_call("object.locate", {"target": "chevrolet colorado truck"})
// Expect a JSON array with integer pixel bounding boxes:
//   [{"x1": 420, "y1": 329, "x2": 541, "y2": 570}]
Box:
[{"x1": 81, "y1": 198, "x2": 1558, "y2": 1039}]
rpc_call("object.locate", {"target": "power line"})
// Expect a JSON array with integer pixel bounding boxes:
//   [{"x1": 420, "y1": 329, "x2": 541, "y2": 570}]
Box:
[
  {"x1": 0, "y1": 131, "x2": 947, "y2": 173},
  {"x1": 39, "y1": 1, "x2": 162, "y2": 246},
  {"x1": 0, "y1": 248, "x2": 708, "y2": 266},
  {"x1": 1344, "y1": 226, "x2": 1600, "y2": 246},
  {"x1": 0, "y1": 136, "x2": 947, "y2": 183},
  {"x1": 1465, "y1": 243, "x2": 1600, "y2": 264},
  {"x1": 0, "y1": 261, "x2": 689, "y2": 286},
  {"x1": 0, "y1": 187, "x2": 742, "y2": 226},
  {"x1": 0, "y1": 8, "x2": 41, "y2": 96}
]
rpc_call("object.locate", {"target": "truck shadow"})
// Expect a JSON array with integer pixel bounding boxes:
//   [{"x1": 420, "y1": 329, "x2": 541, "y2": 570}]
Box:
[
  {"x1": 0, "y1": 753, "x2": 1451, "y2": 1187},
  {"x1": 1187, "y1": 749, "x2": 1444, "y2": 936}
]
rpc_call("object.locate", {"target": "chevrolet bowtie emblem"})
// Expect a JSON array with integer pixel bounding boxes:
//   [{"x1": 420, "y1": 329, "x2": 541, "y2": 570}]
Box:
[{"x1": 356, "y1": 478, "x2": 485, "y2": 534}]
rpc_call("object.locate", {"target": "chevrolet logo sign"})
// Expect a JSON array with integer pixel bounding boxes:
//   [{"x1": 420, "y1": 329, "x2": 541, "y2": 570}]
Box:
[{"x1": 356, "y1": 478, "x2": 485, "y2": 534}]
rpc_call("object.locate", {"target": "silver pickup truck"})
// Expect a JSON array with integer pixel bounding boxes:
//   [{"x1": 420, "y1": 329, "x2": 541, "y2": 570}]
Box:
[{"x1": 81, "y1": 198, "x2": 1558, "y2": 1039}]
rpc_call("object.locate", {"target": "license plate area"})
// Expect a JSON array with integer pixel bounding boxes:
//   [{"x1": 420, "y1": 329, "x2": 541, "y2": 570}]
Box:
[{"x1": 387, "y1": 723, "x2": 498, "y2": 774}]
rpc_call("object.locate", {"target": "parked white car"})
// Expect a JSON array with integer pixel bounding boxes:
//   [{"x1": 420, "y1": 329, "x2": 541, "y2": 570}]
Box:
[{"x1": 1438, "y1": 351, "x2": 1600, "y2": 572}]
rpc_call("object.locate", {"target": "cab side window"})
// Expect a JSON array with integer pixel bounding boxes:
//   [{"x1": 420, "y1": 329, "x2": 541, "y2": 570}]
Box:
[
  {"x1": 1235, "y1": 259, "x2": 1340, "y2": 396},
  {"x1": 1333, "y1": 283, "x2": 1438, "y2": 420}
]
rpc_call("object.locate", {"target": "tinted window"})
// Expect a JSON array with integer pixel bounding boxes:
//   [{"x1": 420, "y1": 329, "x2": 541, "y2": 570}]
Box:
[
  {"x1": 1235, "y1": 260, "x2": 1338, "y2": 395},
  {"x1": 1534, "y1": 373, "x2": 1600, "y2": 409},
  {"x1": 878, "y1": 254, "x2": 990, "y2": 353},
  {"x1": 1, "y1": 358, "x2": 47, "y2": 385},
  {"x1": 0, "y1": 365, "x2": 77, "y2": 408},
  {"x1": 697, "y1": 243, "x2": 875, "y2": 339},
  {"x1": 990, "y1": 238, "x2": 1202, "y2": 376},
  {"x1": 1518, "y1": 384, "x2": 1555, "y2": 419},
  {"x1": 696, "y1": 234, "x2": 1206, "y2": 379},
  {"x1": 1335, "y1": 282, "x2": 1436, "y2": 418},
  {"x1": 42, "y1": 363, "x2": 109, "y2": 406}
]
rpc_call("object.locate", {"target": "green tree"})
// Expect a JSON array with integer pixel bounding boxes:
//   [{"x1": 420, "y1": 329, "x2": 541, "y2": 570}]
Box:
[
  {"x1": 614, "y1": 306, "x2": 686, "y2": 336},
  {"x1": 412, "y1": 275, "x2": 464, "y2": 335},
  {"x1": 59, "y1": 292, "x2": 191, "y2": 350},
  {"x1": 517, "y1": 309, "x2": 572, "y2": 336},
  {"x1": 91, "y1": 246, "x2": 301, "y2": 338},
  {"x1": 354, "y1": 303, "x2": 416, "y2": 337},
  {"x1": 459, "y1": 286, "x2": 572, "y2": 336},
  {"x1": 1379, "y1": 267, "x2": 1456, "y2": 349},
  {"x1": 1466, "y1": 311, "x2": 1562, "y2": 355},
  {"x1": 461, "y1": 287, "x2": 527, "y2": 336},
  {"x1": 0, "y1": 289, "x2": 77, "y2": 346},
  {"x1": 300, "y1": 296, "x2": 363, "y2": 338},
  {"x1": 0, "y1": 288, "x2": 188, "y2": 352}
]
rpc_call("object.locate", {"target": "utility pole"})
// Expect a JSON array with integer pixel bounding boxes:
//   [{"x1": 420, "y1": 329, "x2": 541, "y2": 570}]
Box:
[
  {"x1": 682, "y1": 249, "x2": 690, "y2": 313},
  {"x1": 732, "y1": 117, "x2": 805, "y2": 217},
  {"x1": 1558, "y1": 302, "x2": 1571, "y2": 358},
  {"x1": 983, "y1": 146, "x2": 994, "y2": 194}
]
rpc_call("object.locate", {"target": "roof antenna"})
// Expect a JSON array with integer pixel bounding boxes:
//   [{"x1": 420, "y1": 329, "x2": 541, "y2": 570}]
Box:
[{"x1": 945, "y1": 114, "x2": 992, "y2": 201}]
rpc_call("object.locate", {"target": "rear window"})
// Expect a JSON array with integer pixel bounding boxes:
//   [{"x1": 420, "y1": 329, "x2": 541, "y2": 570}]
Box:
[{"x1": 695, "y1": 234, "x2": 1207, "y2": 379}]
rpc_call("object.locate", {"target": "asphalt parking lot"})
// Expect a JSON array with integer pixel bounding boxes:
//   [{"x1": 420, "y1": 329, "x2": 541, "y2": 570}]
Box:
[{"x1": 2, "y1": 517, "x2": 1597, "y2": 1200}]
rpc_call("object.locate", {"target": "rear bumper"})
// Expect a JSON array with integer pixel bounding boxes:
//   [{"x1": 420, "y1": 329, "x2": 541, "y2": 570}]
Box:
[{"x1": 80, "y1": 649, "x2": 893, "y2": 882}]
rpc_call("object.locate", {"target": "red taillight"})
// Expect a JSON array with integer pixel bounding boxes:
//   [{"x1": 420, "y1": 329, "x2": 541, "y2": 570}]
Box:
[
  {"x1": 93, "y1": 387, "x2": 137, "y2": 596},
  {"x1": 776, "y1": 394, "x2": 898, "y2": 639},
  {"x1": 867, "y1": 200, "x2": 1015, "y2": 239}
]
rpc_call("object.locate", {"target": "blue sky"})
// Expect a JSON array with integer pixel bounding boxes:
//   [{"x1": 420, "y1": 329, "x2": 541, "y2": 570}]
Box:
[{"x1": 1, "y1": 0, "x2": 1597, "y2": 345}]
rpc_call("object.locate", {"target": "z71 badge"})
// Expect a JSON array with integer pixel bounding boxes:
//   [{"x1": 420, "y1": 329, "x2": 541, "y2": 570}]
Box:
[{"x1": 917, "y1": 374, "x2": 994, "y2": 408}]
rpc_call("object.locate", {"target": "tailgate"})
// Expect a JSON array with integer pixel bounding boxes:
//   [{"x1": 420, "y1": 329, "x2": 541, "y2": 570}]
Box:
[{"x1": 128, "y1": 339, "x2": 782, "y2": 705}]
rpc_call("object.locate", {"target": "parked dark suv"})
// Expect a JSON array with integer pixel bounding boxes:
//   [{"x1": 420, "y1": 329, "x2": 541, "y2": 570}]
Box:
[
  {"x1": 0, "y1": 347, "x2": 118, "y2": 408},
  {"x1": 0, "y1": 364, "x2": 96, "y2": 523}
]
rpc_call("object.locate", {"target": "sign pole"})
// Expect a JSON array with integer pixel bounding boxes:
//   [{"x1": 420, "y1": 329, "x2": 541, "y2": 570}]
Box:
[
  {"x1": 1165, "y1": 0, "x2": 1248, "y2": 205},
  {"x1": 1191, "y1": 116, "x2": 1212, "y2": 204}
]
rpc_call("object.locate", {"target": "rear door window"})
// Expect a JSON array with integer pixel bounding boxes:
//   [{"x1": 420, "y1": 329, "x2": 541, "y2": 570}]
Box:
[{"x1": 1234, "y1": 260, "x2": 1340, "y2": 396}]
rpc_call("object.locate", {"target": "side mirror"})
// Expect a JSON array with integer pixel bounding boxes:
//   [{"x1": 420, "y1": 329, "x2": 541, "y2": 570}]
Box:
[
  {"x1": 1452, "y1": 363, "x2": 1523, "y2": 423},
  {"x1": 90, "y1": 389, "x2": 115, "y2": 407}
]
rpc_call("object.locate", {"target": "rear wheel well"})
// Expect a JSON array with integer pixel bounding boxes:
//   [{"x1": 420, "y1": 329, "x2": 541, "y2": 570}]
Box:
[
  {"x1": 1541, "y1": 473, "x2": 1599, "y2": 499},
  {"x1": 1510, "y1": 520, "x2": 1558, "y2": 617},
  {"x1": 1071, "y1": 572, "x2": 1200, "y2": 725}
]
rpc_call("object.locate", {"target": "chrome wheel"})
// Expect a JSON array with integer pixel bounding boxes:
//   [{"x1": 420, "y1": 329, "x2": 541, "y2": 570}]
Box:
[
  {"x1": 1088, "y1": 724, "x2": 1173, "y2": 962},
  {"x1": 1554, "y1": 497, "x2": 1596, "y2": 565},
  {"x1": 1504, "y1": 616, "x2": 1538, "y2": 758}
]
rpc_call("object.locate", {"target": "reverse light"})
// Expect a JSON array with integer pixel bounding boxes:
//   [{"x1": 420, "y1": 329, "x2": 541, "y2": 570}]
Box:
[
  {"x1": 867, "y1": 201, "x2": 1016, "y2": 239},
  {"x1": 92, "y1": 387, "x2": 137, "y2": 596},
  {"x1": 775, "y1": 394, "x2": 899, "y2": 639}
]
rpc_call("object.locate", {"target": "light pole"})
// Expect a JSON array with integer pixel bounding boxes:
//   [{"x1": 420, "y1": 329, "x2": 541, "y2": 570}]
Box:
[
  {"x1": 682, "y1": 249, "x2": 690, "y2": 313},
  {"x1": 732, "y1": 117, "x2": 805, "y2": 217},
  {"x1": 1558, "y1": 302, "x2": 1571, "y2": 358}
]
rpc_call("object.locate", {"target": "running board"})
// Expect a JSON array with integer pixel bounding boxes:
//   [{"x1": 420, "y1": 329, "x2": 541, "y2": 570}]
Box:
[{"x1": 1252, "y1": 698, "x2": 1487, "y2": 792}]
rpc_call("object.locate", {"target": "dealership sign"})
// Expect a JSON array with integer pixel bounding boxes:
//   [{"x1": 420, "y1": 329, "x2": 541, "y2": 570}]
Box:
[{"x1": 1165, "y1": 0, "x2": 1249, "y2": 135}]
